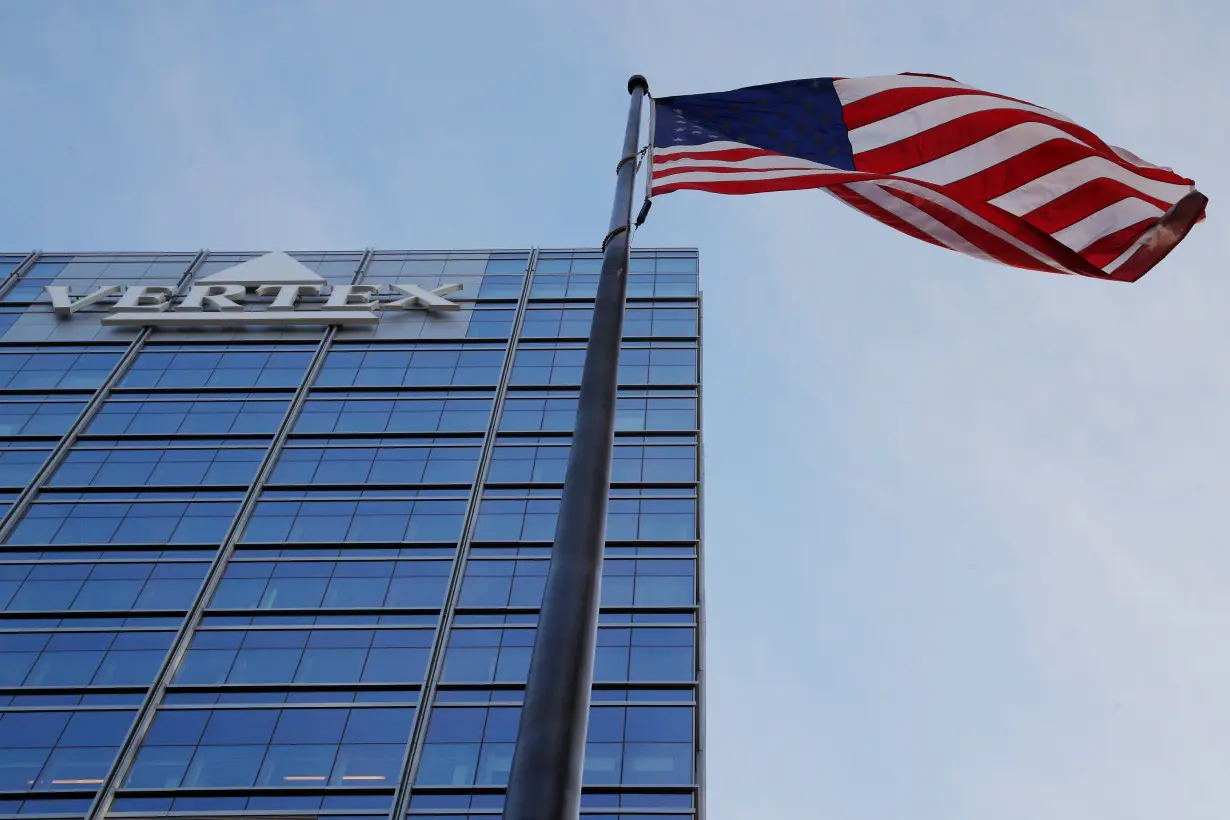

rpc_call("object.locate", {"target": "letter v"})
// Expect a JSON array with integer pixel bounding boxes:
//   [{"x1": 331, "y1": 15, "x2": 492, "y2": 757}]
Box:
[{"x1": 44, "y1": 285, "x2": 121, "y2": 316}]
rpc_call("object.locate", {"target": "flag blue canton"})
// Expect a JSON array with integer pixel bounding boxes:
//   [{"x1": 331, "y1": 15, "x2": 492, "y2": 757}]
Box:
[{"x1": 655, "y1": 78, "x2": 856, "y2": 171}]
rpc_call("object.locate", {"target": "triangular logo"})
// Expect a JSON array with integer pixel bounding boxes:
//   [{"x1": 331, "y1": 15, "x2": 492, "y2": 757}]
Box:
[{"x1": 197, "y1": 251, "x2": 327, "y2": 286}]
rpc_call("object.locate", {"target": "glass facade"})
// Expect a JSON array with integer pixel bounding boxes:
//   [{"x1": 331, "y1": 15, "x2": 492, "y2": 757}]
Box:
[{"x1": 0, "y1": 249, "x2": 703, "y2": 820}]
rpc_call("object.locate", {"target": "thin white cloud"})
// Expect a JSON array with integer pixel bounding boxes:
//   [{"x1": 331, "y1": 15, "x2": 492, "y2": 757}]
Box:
[{"x1": 3, "y1": 2, "x2": 1229, "y2": 819}]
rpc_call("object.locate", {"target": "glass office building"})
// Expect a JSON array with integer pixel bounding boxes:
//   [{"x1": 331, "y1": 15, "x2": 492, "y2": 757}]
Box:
[{"x1": 0, "y1": 249, "x2": 703, "y2": 820}]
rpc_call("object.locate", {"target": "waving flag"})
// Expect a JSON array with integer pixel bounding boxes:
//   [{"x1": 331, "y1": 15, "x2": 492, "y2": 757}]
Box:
[{"x1": 651, "y1": 74, "x2": 1206, "y2": 282}]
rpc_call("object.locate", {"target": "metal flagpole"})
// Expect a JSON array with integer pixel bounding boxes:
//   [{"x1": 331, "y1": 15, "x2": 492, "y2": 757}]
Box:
[{"x1": 502, "y1": 74, "x2": 650, "y2": 820}]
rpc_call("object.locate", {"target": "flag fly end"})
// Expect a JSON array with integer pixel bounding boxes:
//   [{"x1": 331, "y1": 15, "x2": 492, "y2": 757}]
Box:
[{"x1": 1107, "y1": 189, "x2": 1208, "y2": 282}]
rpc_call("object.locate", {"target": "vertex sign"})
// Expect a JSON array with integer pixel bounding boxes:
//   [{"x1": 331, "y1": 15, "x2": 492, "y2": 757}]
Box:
[{"x1": 45, "y1": 252, "x2": 462, "y2": 328}]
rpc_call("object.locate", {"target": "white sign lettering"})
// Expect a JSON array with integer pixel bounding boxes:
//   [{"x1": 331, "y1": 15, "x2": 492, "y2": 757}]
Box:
[
  {"x1": 383, "y1": 283, "x2": 463, "y2": 312},
  {"x1": 256, "y1": 283, "x2": 323, "y2": 311},
  {"x1": 46, "y1": 252, "x2": 467, "y2": 328},
  {"x1": 178, "y1": 284, "x2": 247, "y2": 312},
  {"x1": 46, "y1": 285, "x2": 120, "y2": 316},
  {"x1": 324, "y1": 284, "x2": 381, "y2": 311},
  {"x1": 47, "y1": 282, "x2": 466, "y2": 327},
  {"x1": 111, "y1": 285, "x2": 175, "y2": 313}
]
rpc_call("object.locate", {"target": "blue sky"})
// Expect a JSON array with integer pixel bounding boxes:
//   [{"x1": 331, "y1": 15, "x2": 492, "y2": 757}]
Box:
[{"x1": 3, "y1": 2, "x2": 1228, "y2": 818}]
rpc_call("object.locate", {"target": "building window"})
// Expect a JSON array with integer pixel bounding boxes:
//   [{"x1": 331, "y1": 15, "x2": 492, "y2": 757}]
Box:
[
  {"x1": 583, "y1": 705, "x2": 695, "y2": 786},
  {"x1": 440, "y1": 627, "x2": 535, "y2": 683},
  {"x1": 2, "y1": 254, "x2": 192, "y2": 304},
  {"x1": 120, "y1": 345, "x2": 317, "y2": 390},
  {"x1": 0, "y1": 561, "x2": 209, "y2": 613},
  {"x1": 602, "y1": 558, "x2": 695, "y2": 607},
  {"x1": 454, "y1": 557, "x2": 695, "y2": 611},
  {"x1": 487, "y1": 443, "x2": 695, "y2": 484},
  {"x1": 294, "y1": 393, "x2": 493, "y2": 435},
  {"x1": 0, "y1": 399, "x2": 86, "y2": 438},
  {"x1": 519, "y1": 306, "x2": 698, "y2": 340},
  {"x1": 627, "y1": 252, "x2": 700, "y2": 298},
  {"x1": 510, "y1": 345, "x2": 697, "y2": 387},
  {"x1": 529, "y1": 254, "x2": 601, "y2": 300},
  {"x1": 612, "y1": 395, "x2": 697, "y2": 432},
  {"x1": 473, "y1": 497, "x2": 696, "y2": 543},
  {"x1": 623, "y1": 306, "x2": 699, "y2": 338},
  {"x1": 0, "y1": 445, "x2": 53, "y2": 487},
  {"x1": 49, "y1": 443, "x2": 266, "y2": 488},
  {"x1": 617, "y1": 347, "x2": 697, "y2": 386},
  {"x1": 473, "y1": 498, "x2": 560, "y2": 542},
  {"x1": 414, "y1": 706, "x2": 519, "y2": 786},
  {"x1": 457, "y1": 559, "x2": 548, "y2": 608},
  {"x1": 607, "y1": 498, "x2": 697, "y2": 541},
  {"x1": 242, "y1": 497, "x2": 468, "y2": 544},
  {"x1": 0, "y1": 347, "x2": 125, "y2": 391},
  {"x1": 519, "y1": 306, "x2": 595, "y2": 338},
  {"x1": 0, "y1": 629, "x2": 176, "y2": 688},
  {"x1": 269, "y1": 444, "x2": 480, "y2": 486},
  {"x1": 124, "y1": 706, "x2": 414, "y2": 789},
  {"x1": 0, "y1": 708, "x2": 137, "y2": 792},
  {"x1": 497, "y1": 395, "x2": 579, "y2": 432},
  {"x1": 190, "y1": 253, "x2": 362, "y2": 286},
  {"x1": 316, "y1": 344, "x2": 506, "y2": 388},
  {"x1": 87, "y1": 396, "x2": 291, "y2": 437},
  {"x1": 596, "y1": 627, "x2": 696, "y2": 682},
  {"x1": 5, "y1": 498, "x2": 242, "y2": 546},
  {"x1": 414, "y1": 705, "x2": 693, "y2": 787},
  {"x1": 508, "y1": 347, "x2": 584, "y2": 385},
  {"x1": 529, "y1": 252, "x2": 698, "y2": 300},
  {"x1": 361, "y1": 252, "x2": 528, "y2": 301},
  {"x1": 209, "y1": 559, "x2": 454, "y2": 611},
  {"x1": 174, "y1": 627, "x2": 435, "y2": 686},
  {"x1": 0, "y1": 255, "x2": 28, "y2": 281}
]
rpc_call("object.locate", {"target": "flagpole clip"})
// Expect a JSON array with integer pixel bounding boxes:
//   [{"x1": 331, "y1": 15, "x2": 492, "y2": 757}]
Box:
[
  {"x1": 601, "y1": 224, "x2": 629, "y2": 251},
  {"x1": 635, "y1": 198, "x2": 652, "y2": 227}
]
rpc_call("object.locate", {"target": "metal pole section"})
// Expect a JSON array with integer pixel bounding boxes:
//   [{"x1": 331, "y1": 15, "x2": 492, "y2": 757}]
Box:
[{"x1": 503, "y1": 74, "x2": 649, "y2": 820}]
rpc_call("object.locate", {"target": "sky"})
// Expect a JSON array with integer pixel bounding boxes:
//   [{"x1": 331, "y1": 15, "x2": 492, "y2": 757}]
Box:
[{"x1": 2, "y1": 2, "x2": 1229, "y2": 818}]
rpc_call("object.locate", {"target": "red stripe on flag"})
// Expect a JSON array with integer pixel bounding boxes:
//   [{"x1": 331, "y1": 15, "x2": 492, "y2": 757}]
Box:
[
  {"x1": 852, "y1": 109, "x2": 1109, "y2": 175},
  {"x1": 1080, "y1": 219, "x2": 1159, "y2": 269},
  {"x1": 938, "y1": 138, "x2": 1105, "y2": 202},
  {"x1": 826, "y1": 184, "x2": 949, "y2": 250},
  {"x1": 840, "y1": 86, "x2": 1047, "y2": 131},
  {"x1": 878, "y1": 179, "x2": 1111, "y2": 277},
  {"x1": 1018, "y1": 178, "x2": 1174, "y2": 236},
  {"x1": 652, "y1": 164, "x2": 846, "y2": 179},
  {"x1": 878, "y1": 184, "x2": 1061, "y2": 272},
  {"x1": 651, "y1": 172, "x2": 871, "y2": 196},
  {"x1": 853, "y1": 111, "x2": 1191, "y2": 189}
]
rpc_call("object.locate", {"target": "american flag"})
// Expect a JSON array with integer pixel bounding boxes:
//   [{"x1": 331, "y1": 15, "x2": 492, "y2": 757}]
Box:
[{"x1": 650, "y1": 74, "x2": 1206, "y2": 282}]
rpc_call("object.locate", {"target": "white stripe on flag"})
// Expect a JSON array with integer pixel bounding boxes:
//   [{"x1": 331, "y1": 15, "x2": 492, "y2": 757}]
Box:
[
  {"x1": 897, "y1": 122, "x2": 1093, "y2": 185},
  {"x1": 833, "y1": 74, "x2": 976, "y2": 105},
  {"x1": 652, "y1": 168, "x2": 855, "y2": 187},
  {"x1": 654, "y1": 153, "x2": 849, "y2": 174},
  {"x1": 1051, "y1": 198, "x2": 1164, "y2": 251},
  {"x1": 1103, "y1": 230, "x2": 1153, "y2": 274},
  {"x1": 877, "y1": 178, "x2": 1073, "y2": 273},
  {"x1": 847, "y1": 94, "x2": 1075, "y2": 154},
  {"x1": 652, "y1": 140, "x2": 758, "y2": 158},
  {"x1": 1110, "y1": 144, "x2": 1168, "y2": 172},
  {"x1": 845, "y1": 181, "x2": 998, "y2": 263},
  {"x1": 989, "y1": 156, "x2": 1192, "y2": 216}
]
